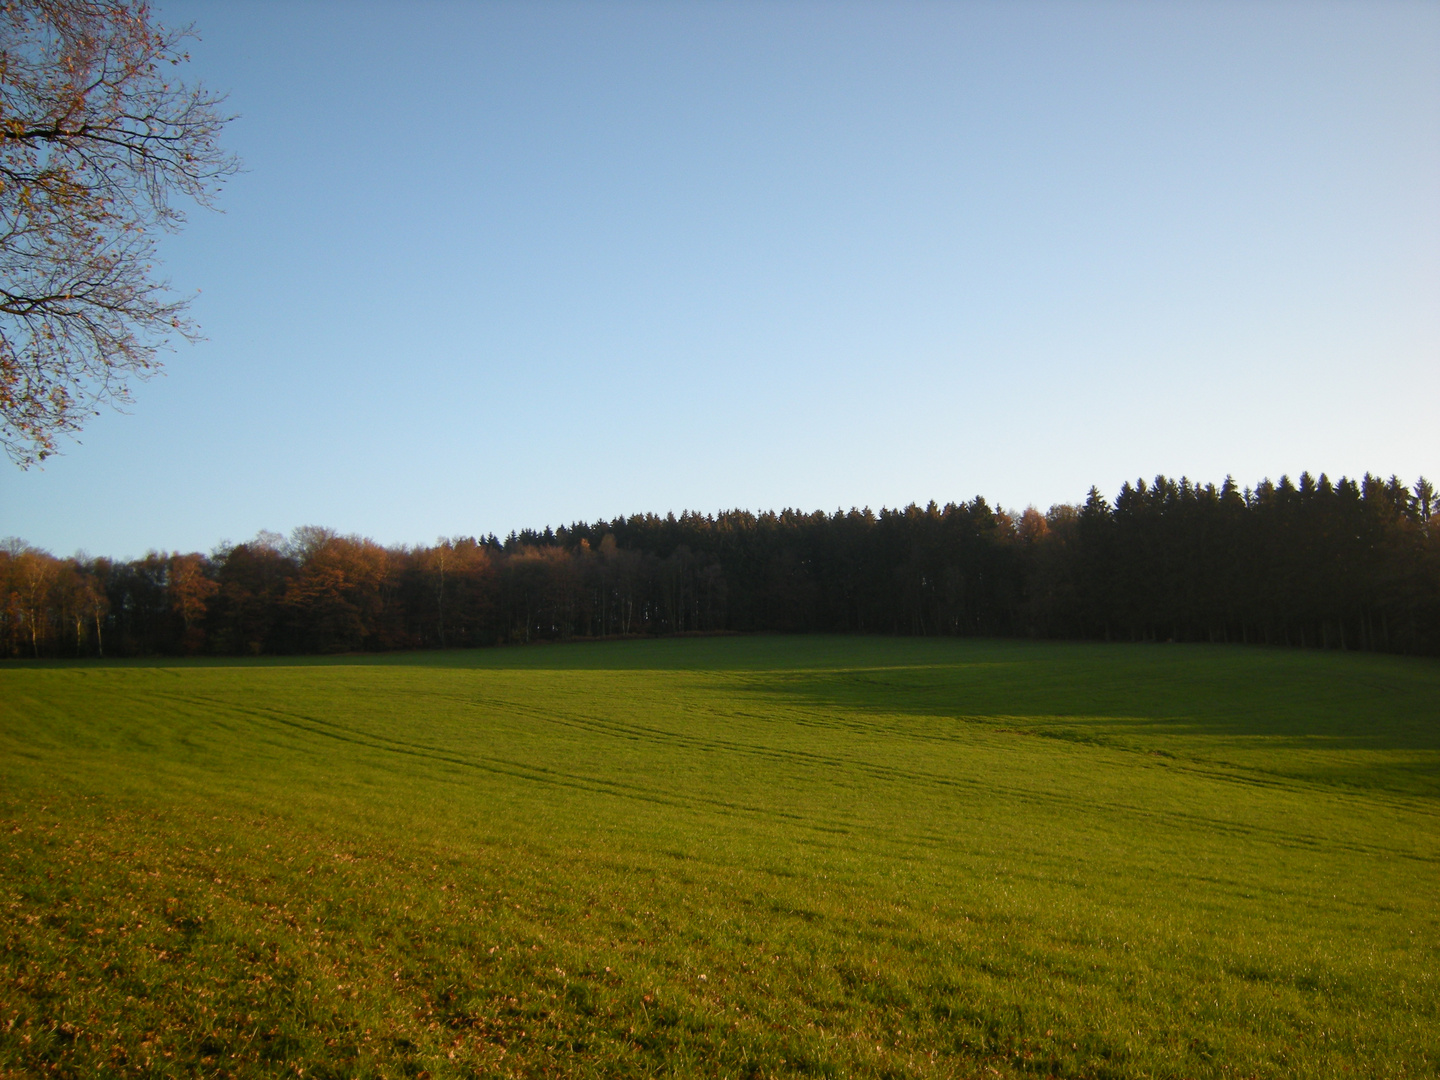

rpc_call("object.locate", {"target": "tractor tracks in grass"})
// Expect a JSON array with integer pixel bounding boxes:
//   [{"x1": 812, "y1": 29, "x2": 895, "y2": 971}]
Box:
[
  {"x1": 460, "y1": 692, "x2": 1440, "y2": 865},
  {"x1": 141, "y1": 688, "x2": 843, "y2": 832},
  {"x1": 128, "y1": 684, "x2": 1439, "y2": 873}
]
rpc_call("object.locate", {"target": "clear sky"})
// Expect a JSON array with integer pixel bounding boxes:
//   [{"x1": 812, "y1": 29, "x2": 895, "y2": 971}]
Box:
[{"x1": 3, "y1": 0, "x2": 1437, "y2": 558}]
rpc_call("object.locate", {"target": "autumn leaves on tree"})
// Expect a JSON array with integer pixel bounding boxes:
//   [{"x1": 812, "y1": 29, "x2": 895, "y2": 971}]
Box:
[
  {"x1": 0, "y1": 0, "x2": 235, "y2": 465},
  {"x1": 3, "y1": 473, "x2": 1438, "y2": 659}
]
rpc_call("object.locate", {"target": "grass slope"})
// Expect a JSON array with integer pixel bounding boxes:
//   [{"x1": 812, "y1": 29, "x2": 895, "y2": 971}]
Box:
[{"x1": 1, "y1": 637, "x2": 1437, "y2": 1079}]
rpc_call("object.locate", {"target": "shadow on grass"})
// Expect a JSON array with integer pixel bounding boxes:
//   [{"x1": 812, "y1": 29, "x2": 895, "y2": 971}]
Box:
[
  {"x1": 728, "y1": 644, "x2": 1440, "y2": 797},
  {"x1": 1, "y1": 633, "x2": 1050, "y2": 672},
  {"x1": 8, "y1": 634, "x2": 1439, "y2": 793}
]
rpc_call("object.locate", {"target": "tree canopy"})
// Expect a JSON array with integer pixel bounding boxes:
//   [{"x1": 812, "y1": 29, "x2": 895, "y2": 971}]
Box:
[
  {"x1": 4, "y1": 473, "x2": 1437, "y2": 659},
  {"x1": 0, "y1": 0, "x2": 235, "y2": 465}
]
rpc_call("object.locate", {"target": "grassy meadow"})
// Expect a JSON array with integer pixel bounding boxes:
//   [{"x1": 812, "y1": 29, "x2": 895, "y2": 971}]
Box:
[{"x1": 1, "y1": 636, "x2": 1437, "y2": 1078}]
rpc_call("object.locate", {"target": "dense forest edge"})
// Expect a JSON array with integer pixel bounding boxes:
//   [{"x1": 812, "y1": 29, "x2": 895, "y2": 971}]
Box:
[{"x1": 4, "y1": 472, "x2": 1438, "y2": 659}]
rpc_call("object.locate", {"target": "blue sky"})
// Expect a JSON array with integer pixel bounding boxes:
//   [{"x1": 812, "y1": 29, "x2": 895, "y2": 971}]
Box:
[{"x1": 3, "y1": 0, "x2": 1437, "y2": 558}]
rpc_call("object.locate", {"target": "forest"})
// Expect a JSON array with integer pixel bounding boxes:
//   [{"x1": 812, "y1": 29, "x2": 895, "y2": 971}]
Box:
[{"x1": 3, "y1": 472, "x2": 1437, "y2": 660}]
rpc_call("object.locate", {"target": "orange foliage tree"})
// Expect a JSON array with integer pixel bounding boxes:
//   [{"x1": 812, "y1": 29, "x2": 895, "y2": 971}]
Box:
[{"x1": 0, "y1": 0, "x2": 236, "y2": 465}]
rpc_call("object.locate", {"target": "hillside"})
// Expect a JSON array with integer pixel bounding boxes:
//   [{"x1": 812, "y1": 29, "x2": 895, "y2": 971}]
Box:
[{"x1": 2, "y1": 637, "x2": 1437, "y2": 1077}]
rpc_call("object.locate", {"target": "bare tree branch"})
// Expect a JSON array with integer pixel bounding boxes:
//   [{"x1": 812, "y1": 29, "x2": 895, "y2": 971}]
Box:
[{"x1": 0, "y1": 0, "x2": 236, "y2": 466}]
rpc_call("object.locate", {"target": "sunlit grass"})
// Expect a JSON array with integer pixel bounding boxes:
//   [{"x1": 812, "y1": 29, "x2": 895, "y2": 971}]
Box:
[{"x1": 2, "y1": 636, "x2": 1437, "y2": 1077}]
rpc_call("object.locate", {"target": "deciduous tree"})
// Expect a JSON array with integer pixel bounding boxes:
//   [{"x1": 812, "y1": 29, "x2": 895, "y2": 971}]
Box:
[{"x1": 1, "y1": 0, "x2": 235, "y2": 465}]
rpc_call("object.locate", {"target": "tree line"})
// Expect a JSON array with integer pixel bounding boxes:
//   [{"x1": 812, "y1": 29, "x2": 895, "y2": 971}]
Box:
[{"x1": 3, "y1": 472, "x2": 1437, "y2": 660}]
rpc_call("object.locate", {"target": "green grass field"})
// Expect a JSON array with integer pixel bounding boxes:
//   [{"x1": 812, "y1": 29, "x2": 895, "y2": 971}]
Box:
[{"x1": 1, "y1": 636, "x2": 1437, "y2": 1079}]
